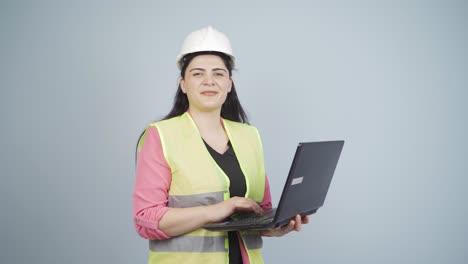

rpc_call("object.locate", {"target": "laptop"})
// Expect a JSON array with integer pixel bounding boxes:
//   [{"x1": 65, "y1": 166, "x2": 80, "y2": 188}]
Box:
[{"x1": 203, "y1": 140, "x2": 344, "y2": 231}]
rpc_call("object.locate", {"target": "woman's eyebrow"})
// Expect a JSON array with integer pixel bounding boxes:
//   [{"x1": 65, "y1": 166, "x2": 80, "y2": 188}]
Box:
[
  {"x1": 189, "y1": 68, "x2": 205, "y2": 72},
  {"x1": 189, "y1": 68, "x2": 227, "y2": 72}
]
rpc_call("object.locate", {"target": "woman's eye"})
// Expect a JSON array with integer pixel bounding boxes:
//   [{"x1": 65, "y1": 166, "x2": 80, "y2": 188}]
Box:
[
  {"x1": 193, "y1": 72, "x2": 202, "y2": 76},
  {"x1": 214, "y1": 72, "x2": 224, "y2": 77}
]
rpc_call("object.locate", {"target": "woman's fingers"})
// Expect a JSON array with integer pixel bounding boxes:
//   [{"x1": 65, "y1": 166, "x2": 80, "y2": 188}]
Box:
[
  {"x1": 294, "y1": 215, "x2": 302, "y2": 231},
  {"x1": 285, "y1": 219, "x2": 295, "y2": 233},
  {"x1": 294, "y1": 214, "x2": 311, "y2": 230},
  {"x1": 233, "y1": 197, "x2": 263, "y2": 215},
  {"x1": 276, "y1": 219, "x2": 295, "y2": 236},
  {"x1": 260, "y1": 215, "x2": 310, "y2": 237},
  {"x1": 209, "y1": 197, "x2": 266, "y2": 223},
  {"x1": 289, "y1": 215, "x2": 310, "y2": 232},
  {"x1": 251, "y1": 201, "x2": 264, "y2": 215}
]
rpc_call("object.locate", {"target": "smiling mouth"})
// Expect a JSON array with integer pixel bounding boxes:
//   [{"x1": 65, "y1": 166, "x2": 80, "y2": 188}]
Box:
[{"x1": 201, "y1": 91, "x2": 218, "y2": 96}]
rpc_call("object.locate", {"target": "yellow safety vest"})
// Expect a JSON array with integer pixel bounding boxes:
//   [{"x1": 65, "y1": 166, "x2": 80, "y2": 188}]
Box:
[{"x1": 138, "y1": 112, "x2": 266, "y2": 264}]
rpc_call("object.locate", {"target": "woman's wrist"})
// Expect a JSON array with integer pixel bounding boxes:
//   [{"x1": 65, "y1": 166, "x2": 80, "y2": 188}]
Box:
[{"x1": 206, "y1": 200, "x2": 232, "y2": 223}]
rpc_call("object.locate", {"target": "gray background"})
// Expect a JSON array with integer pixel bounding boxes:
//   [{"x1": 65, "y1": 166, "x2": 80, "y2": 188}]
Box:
[{"x1": 1, "y1": 0, "x2": 467, "y2": 263}]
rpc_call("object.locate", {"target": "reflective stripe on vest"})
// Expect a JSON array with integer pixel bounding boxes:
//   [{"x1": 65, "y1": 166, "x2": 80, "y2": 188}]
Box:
[
  {"x1": 168, "y1": 191, "x2": 226, "y2": 208},
  {"x1": 241, "y1": 233, "x2": 263, "y2": 250},
  {"x1": 150, "y1": 236, "x2": 227, "y2": 252},
  {"x1": 139, "y1": 112, "x2": 265, "y2": 264}
]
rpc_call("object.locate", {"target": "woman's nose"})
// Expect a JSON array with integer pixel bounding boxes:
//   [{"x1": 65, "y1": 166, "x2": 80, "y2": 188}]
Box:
[{"x1": 203, "y1": 75, "x2": 215, "y2": 85}]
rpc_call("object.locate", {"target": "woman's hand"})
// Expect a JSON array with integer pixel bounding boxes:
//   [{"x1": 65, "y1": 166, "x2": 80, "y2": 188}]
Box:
[
  {"x1": 159, "y1": 197, "x2": 263, "y2": 236},
  {"x1": 207, "y1": 197, "x2": 264, "y2": 223},
  {"x1": 260, "y1": 214, "x2": 310, "y2": 237}
]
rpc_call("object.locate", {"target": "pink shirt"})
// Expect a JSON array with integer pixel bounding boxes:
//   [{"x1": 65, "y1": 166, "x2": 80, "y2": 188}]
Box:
[{"x1": 133, "y1": 125, "x2": 272, "y2": 263}]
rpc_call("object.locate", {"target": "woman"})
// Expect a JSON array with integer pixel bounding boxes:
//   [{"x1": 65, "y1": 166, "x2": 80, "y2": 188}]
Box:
[{"x1": 133, "y1": 26, "x2": 309, "y2": 264}]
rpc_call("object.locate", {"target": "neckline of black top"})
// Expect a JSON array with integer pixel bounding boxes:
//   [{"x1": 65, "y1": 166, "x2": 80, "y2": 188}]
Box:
[{"x1": 203, "y1": 139, "x2": 233, "y2": 157}]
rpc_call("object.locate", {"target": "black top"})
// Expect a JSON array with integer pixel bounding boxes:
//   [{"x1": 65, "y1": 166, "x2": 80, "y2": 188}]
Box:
[{"x1": 203, "y1": 140, "x2": 246, "y2": 264}]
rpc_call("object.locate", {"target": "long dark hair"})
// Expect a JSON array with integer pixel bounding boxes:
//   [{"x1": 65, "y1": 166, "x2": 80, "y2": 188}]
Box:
[{"x1": 135, "y1": 51, "x2": 249, "y2": 163}]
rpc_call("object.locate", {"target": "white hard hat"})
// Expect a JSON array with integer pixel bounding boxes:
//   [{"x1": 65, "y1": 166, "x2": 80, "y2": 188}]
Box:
[{"x1": 176, "y1": 25, "x2": 235, "y2": 69}]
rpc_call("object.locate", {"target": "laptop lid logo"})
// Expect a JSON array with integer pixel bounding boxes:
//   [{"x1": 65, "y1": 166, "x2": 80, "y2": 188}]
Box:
[{"x1": 291, "y1": 177, "x2": 304, "y2": 185}]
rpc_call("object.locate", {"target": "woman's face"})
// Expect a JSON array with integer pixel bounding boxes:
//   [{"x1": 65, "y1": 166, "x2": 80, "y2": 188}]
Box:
[{"x1": 180, "y1": 54, "x2": 232, "y2": 113}]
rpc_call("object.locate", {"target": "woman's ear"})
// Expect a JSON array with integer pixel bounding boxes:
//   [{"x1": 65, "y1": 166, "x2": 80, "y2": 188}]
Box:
[
  {"x1": 228, "y1": 77, "x2": 233, "y2": 93},
  {"x1": 179, "y1": 77, "x2": 186, "y2": 94}
]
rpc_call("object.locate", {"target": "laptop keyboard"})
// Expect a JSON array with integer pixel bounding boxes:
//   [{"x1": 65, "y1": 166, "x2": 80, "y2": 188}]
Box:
[{"x1": 228, "y1": 208, "x2": 276, "y2": 226}]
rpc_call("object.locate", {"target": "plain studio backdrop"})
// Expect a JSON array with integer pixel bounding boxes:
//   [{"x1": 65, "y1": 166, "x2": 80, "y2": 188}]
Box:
[{"x1": 1, "y1": 1, "x2": 467, "y2": 263}]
